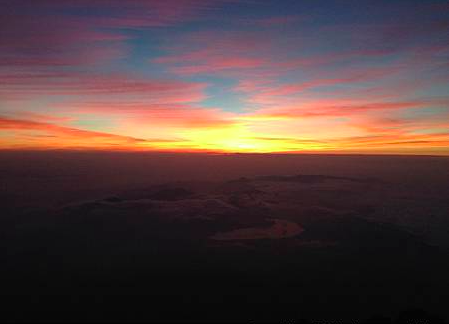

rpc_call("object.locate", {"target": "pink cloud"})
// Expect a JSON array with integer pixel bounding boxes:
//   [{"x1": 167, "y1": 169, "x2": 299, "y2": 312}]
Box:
[
  {"x1": 0, "y1": 71, "x2": 207, "y2": 103},
  {"x1": 0, "y1": 14, "x2": 129, "y2": 69},
  {"x1": 153, "y1": 30, "x2": 274, "y2": 75},
  {"x1": 1, "y1": 0, "x2": 228, "y2": 70},
  {"x1": 244, "y1": 99, "x2": 440, "y2": 120},
  {"x1": 170, "y1": 57, "x2": 266, "y2": 75}
]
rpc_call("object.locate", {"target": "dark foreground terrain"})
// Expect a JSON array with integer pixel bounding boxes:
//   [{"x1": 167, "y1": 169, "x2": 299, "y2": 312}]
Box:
[{"x1": 1, "y1": 151, "x2": 449, "y2": 323}]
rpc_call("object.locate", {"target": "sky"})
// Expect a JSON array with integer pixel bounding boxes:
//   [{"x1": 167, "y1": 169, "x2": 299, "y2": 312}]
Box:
[{"x1": 1, "y1": 0, "x2": 449, "y2": 154}]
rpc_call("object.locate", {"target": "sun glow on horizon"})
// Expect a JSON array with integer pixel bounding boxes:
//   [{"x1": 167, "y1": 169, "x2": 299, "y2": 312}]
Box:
[{"x1": 0, "y1": 1, "x2": 448, "y2": 155}]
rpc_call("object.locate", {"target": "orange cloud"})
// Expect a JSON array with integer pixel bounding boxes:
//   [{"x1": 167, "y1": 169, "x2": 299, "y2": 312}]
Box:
[{"x1": 0, "y1": 116, "x2": 184, "y2": 150}]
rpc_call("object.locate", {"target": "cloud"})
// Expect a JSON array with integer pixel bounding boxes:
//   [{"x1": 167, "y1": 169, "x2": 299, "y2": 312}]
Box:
[
  {"x1": 1, "y1": 1, "x2": 448, "y2": 154},
  {"x1": 153, "y1": 30, "x2": 273, "y2": 75},
  {"x1": 249, "y1": 15, "x2": 302, "y2": 27},
  {"x1": 0, "y1": 71, "x2": 207, "y2": 103},
  {"x1": 0, "y1": 115, "x2": 190, "y2": 150},
  {"x1": 1, "y1": 0, "x2": 228, "y2": 70},
  {"x1": 54, "y1": 102, "x2": 236, "y2": 129},
  {"x1": 170, "y1": 57, "x2": 265, "y2": 75},
  {"x1": 242, "y1": 100, "x2": 429, "y2": 120},
  {"x1": 0, "y1": 116, "x2": 143, "y2": 141},
  {"x1": 126, "y1": 106, "x2": 235, "y2": 129},
  {"x1": 0, "y1": 14, "x2": 128, "y2": 69},
  {"x1": 3, "y1": 0, "x2": 226, "y2": 28},
  {"x1": 0, "y1": 117, "x2": 145, "y2": 142}
]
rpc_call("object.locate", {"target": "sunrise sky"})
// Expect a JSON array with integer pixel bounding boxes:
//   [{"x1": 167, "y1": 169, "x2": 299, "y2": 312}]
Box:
[{"x1": 1, "y1": 0, "x2": 449, "y2": 154}]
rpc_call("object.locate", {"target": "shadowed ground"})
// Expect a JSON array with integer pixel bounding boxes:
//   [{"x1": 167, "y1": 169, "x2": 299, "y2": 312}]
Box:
[{"x1": 1, "y1": 152, "x2": 449, "y2": 322}]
